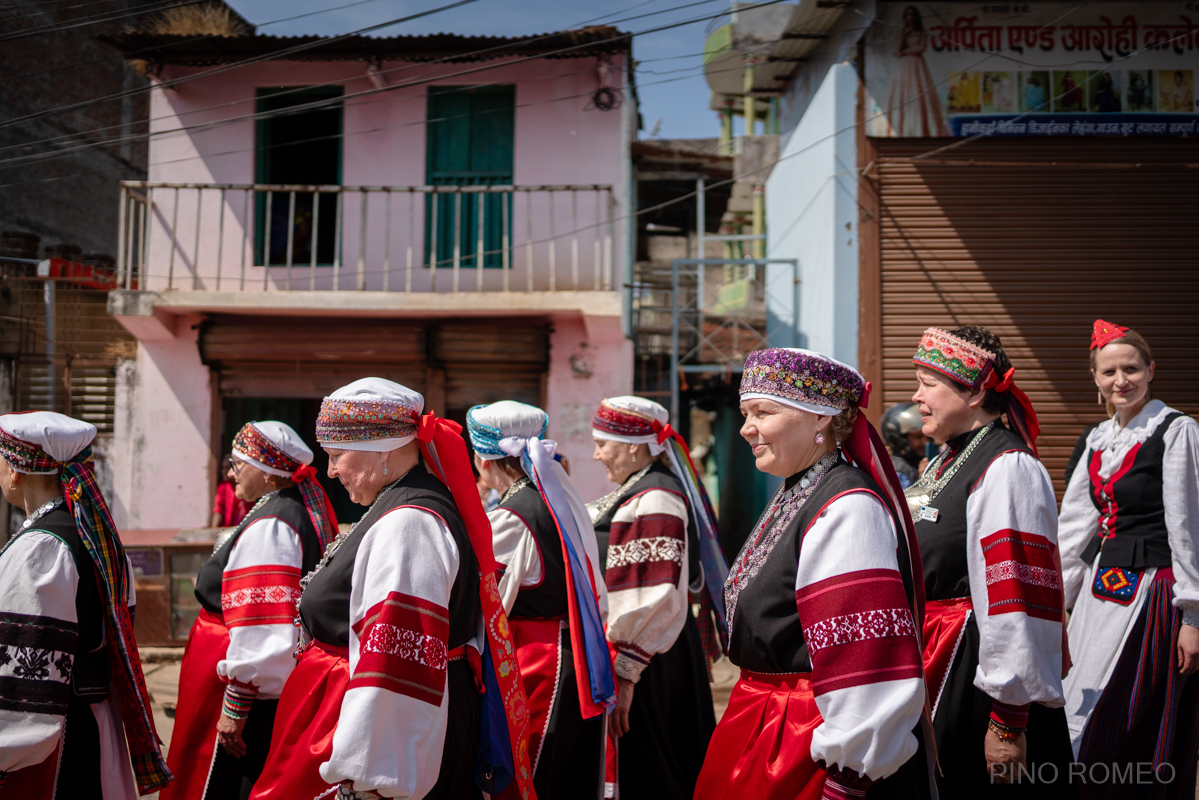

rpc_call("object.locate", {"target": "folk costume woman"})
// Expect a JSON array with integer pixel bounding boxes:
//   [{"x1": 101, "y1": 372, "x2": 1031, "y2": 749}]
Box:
[
  {"x1": 697, "y1": 348, "x2": 931, "y2": 800},
  {"x1": 163, "y1": 421, "x2": 337, "y2": 800},
  {"x1": 1059, "y1": 321, "x2": 1199, "y2": 797},
  {"x1": 251, "y1": 379, "x2": 535, "y2": 800},
  {"x1": 907, "y1": 326, "x2": 1075, "y2": 795},
  {"x1": 589, "y1": 396, "x2": 726, "y2": 800},
  {"x1": 0, "y1": 412, "x2": 171, "y2": 799},
  {"x1": 468, "y1": 401, "x2": 612, "y2": 798}
]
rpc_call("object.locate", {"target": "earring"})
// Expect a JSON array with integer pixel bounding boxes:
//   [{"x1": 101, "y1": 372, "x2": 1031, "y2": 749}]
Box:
[
  {"x1": 382, "y1": 462, "x2": 389, "y2": 476},
  {"x1": 815, "y1": 432, "x2": 826, "y2": 445},
  {"x1": 1097, "y1": 390, "x2": 1103, "y2": 405},
  {"x1": 631, "y1": 455, "x2": 636, "y2": 464}
]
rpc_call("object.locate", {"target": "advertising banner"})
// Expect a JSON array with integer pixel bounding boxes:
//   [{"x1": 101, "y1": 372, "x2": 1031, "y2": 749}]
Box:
[{"x1": 865, "y1": 2, "x2": 1199, "y2": 136}]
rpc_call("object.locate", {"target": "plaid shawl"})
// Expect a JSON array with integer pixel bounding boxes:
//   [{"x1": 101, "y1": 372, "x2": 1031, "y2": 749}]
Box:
[{"x1": 62, "y1": 448, "x2": 172, "y2": 794}]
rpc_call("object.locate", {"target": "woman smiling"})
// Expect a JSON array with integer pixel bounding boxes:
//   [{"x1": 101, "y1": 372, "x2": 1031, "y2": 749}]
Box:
[
  {"x1": 697, "y1": 348, "x2": 931, "y2": 800},
  {"x1": 1058, "y1": 320, "x2": 1199, "y2": 793}
]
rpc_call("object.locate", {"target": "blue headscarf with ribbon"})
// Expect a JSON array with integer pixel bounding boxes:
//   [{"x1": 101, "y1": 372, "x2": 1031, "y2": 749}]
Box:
[{"x1": 468, "y1": 401, "x2": 616, "y2": 718}]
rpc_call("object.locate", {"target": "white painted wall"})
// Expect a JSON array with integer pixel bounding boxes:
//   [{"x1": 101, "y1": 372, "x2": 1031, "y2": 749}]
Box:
[{"x1": 765, "y1": 63, "x2": 860, "y2": 367}]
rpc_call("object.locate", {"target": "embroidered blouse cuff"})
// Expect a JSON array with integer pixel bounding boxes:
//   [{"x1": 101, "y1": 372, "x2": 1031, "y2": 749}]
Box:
[
  {"x1": 818, "y1": 765, "x2": 873, "y2": 799},
  {"x1": 614, "y1": 646, "x2": 652, "y2": 684},
  {"x1": 990, "y1": 700, "x2": 1030, "y2": 728},
  {"x1": 1181, "y1": 608, "x2": 1199, "y2": 629},
  {"x1": 222, "y1": 685, "x2": 257, "y2": 719}
]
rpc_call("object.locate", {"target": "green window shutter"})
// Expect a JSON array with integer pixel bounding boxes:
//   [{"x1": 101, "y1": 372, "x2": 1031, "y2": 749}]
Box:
[
  {"x1": 255, "y1": 86, "x2": 344, "y2": 266},
  {"x1": 425, "y1": 85, "x2": 514, "y2": 269}
]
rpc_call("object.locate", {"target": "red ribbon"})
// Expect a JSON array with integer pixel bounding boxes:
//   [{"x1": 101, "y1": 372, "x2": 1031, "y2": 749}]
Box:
[
  {"x1": 859, "y1": 381, "x2": 873, "y2": 410},
  {"x1": 415, "y1": 411, "x2": 535, "y2": 798},
  {"x1": 980, "y1": 366, "x2": 1041, "y2": 455},
  {"x1": 291, "y1": 463, "x2": 318, "y2": 483},
  {"x1": 984, "y1": 366, "x2": 1015, "y2": 393}
]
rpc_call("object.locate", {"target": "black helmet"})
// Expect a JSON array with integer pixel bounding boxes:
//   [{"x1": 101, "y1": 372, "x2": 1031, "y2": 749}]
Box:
[{"x1": 881, "y1": 402, "x2": 923, "y2": 463}]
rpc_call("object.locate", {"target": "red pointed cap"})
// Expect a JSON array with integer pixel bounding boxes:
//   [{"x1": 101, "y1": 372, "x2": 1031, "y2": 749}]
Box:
[{"x1": 1091, "y1": 319, "x2": 1130, "y2": 351}]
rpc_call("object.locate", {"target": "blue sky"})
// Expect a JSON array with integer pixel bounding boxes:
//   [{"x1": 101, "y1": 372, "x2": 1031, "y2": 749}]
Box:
[{"x1": 229, "y1": 0, "x2": 730, "y2": 140}]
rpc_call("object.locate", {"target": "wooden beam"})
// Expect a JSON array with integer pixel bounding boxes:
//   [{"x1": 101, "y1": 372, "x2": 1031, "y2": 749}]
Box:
[{"x1": 856, "y1": 66, "x2": 883, "y2": 425}]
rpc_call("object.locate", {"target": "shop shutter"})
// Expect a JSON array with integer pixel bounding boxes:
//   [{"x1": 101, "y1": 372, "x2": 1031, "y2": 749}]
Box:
[
  {"x1": 200, "y1": 316, "x2": 429, "y2": 398},
  {"x1": 868, "y1": 137, "x2": 1199, "y2": 494},
  {"x1": 432, "y1": 321, "x2": 549, "y2": 412}
]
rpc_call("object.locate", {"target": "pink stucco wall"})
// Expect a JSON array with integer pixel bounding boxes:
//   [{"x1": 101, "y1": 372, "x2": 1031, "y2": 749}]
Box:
[
  {"x1": 546, "y1": 314, "x2": 634, "y2": 503},
  {"x1": 140, "y1": 56, "x2": 629, "y2": 293}
]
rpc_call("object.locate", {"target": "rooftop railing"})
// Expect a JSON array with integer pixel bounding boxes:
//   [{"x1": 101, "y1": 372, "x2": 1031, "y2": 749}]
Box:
[{"x1": 117, "y1": 181, "x2": 617, "y2": 293}]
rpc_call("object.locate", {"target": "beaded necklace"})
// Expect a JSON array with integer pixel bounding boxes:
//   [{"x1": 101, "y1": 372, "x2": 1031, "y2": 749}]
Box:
[
  {"x1": 903, "y1": 421, "x2": 996, "y2": 523},
  {"x1": 292, "y1": 476, "x2": 405, "y2": 656},
  {"x1": 723, "y1": 450, "x2": 840, "y2": 635},
  {"x1": 0, "y1": 495, "x2": 66, "y2": 560},
  {"x1": 586, "y1": 464, "x2": 652, "y2": 523},
  {"x1": 500, "y1": 476, "x2": 532, "y2": 505}
]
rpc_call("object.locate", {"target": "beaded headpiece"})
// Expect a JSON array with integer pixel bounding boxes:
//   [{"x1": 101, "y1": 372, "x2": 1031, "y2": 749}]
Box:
[
  {"x1": 912, "y1": 327, "x2": 996, "y2": 391},
  {"x1": 1091, "y1": 319, "x2": 1130, "y2": 351},
  {"x1": 739, "y1": 348, "x2": 865, "y2": 415},
  {"x1": 233, "y1": 422, "x2": 309, "y2": 477},
  {"x1": 316, "y1": 378, "x2": 423, "y2": 451},
  {"x1": 0, "y1": 425, "x2": 62, "y2": 474},
  {"x1": 0, "y1": 410, "x2": 94, "y2": 474},
  {"x1": 592, "y1": 397, "x2": 662, "y2": 441},
  {"x1": 467, "y1": 401, "x2": 549, "y2": 460}
]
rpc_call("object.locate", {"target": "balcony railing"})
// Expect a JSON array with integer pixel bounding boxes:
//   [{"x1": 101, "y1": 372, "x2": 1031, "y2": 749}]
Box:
[{"x1": 117, "y1": 181, "x2": 617, "y2": 293}]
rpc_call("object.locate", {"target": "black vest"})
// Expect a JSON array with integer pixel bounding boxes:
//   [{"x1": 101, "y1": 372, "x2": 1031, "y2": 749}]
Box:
[
  {"x1": 32, "y1": 506, "x2": 110, "y2": 701},
  {"x1": 498, "y1": 482, "x2": 569, "y2": 620},
  {"x1": 1080, "y1": 411, "x2": 1185, "y2": 570},
  {"x1": 726, "y1": 462, "x2": 913, "y2": 674},
  {"x1": 592, "y1": 462, "x2": 700, "y2": 581},
  {"x1": 194, "y1": 485, "x2": 323, "y2": 614},
  {"x1": 298, "y1": 463, "x2": 481, "y2": 650},
  {"x1": 915, "y1": 423, "x2": 1032, "y2": 602}
]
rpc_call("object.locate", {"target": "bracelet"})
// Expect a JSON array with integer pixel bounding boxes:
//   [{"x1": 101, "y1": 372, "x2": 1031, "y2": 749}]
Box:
[
  {"x1": 222, "y1": 687, "x2": 255, "y2": 720},
  {"x1": 988, "y1": 718, "x2": 1025, "y2": 742}
]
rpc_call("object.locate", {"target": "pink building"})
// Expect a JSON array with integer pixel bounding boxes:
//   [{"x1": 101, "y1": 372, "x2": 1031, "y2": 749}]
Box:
[{"x1": 101, "y1": 27, "x2": 635, "y2": 526}]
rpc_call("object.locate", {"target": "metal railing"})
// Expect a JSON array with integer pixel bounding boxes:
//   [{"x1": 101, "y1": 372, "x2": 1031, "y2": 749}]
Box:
[{"x1": 116, "y1": 181, "x2": 618, "y2": 293}]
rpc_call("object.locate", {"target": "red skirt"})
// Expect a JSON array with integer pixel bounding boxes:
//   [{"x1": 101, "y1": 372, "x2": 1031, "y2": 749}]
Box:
[
  {"x1": 0, "y1": 743, "x2": 59, "y2": 800},
  {"x1": 249, "y1": 639, "x2": 349, "y2": 800},
  {"x1": 694, "y1": 671, "x2": 827, "y2": 800},
  {"x1": 920, "y1": 598, "x2": 972, "y2": 718},
  {"x1": 160, "y1": 608, "x2": 230, "y2": 800}
]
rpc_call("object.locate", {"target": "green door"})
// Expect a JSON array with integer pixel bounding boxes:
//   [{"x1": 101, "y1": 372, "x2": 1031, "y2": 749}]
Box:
[{"x1": 425, "y1": 85, "x2": 514, "y2": 269}]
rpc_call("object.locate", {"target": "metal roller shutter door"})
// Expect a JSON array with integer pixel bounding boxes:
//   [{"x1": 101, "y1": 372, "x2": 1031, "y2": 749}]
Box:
[
  {"x1": 432, "y1": 322, "x2": 549, "y2": 412},
  {"x1": 871, "y1": 137, "x2": 1199, "y2": 494}
]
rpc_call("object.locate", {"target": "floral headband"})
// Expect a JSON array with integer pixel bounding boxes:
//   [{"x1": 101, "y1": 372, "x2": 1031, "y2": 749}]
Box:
[{"x1": 911, "y1": 328, "x2": 996, "y2": 391}]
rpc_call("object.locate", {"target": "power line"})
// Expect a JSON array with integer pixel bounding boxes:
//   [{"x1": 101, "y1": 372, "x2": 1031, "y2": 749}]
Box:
[
  {"x1": 0, "y1": 0, "x2": 773, "y2": 164},
  {"x1": 0, "y1": 0, "x2": 213, "y2": 43}
]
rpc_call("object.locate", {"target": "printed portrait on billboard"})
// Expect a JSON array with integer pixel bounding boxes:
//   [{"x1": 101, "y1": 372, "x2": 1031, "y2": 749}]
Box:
[
  {"x1": 982, "y1": 72, "x2": 1016, "y2": 113},
  {"x1": 1089, "y1": 71, "x2": 1122, "y2": 112},
  {"x1": 1053, "y1": 70, "x2": 1089, "y2": 112},
  {"x1": 1020, "y1": 72, "x2": 1051, "y2": 112},
  {"x1": 1126, "y1": 70, "x2": 1156, "y2": 111},
  {"x1": 881, "y1": 4, "x2": 950, "y2": 136},
  {"x1": 946, "y1": 71, "x2": 981, "y2": 114},
  {"x1": 1159, "y1": 70, "x2": 1195, "y2": 112}
]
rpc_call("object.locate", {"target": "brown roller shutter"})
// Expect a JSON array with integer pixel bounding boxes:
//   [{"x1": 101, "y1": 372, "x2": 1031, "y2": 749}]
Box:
[
  {"x1": 432, "y1": 322, "x2": 549, "y2": 412},
  {"x1": 200, "y1": 316, "x2": 429, "y2": 398},
  {"x1": 868, "y1": 137, "x2": 1199, "y2": 494}
]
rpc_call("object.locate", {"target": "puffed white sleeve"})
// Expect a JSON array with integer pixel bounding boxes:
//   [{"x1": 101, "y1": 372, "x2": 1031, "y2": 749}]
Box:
[
  {"x1": 1058, "y1": 437, "x2": 1100, "y2": 609},
  {"x1": 966, "y1": 451, "x2": 1065, "y2": 718},
  {"x1": 796, "y1": 492, "x2": 924, "y2": 795},
  {"x1": 488, "y1": 506, "x2": 542, "y2": 617},
  {"x1": 216, "y1": 517, "x2": 304, "y2": 705},
  {"x1": 1163, "y1": 415, "x2": 1199, "y2": 627},
  {"x1": 320, "y1": 506, "x2": 463, "y2": 799},
  {"x1": 604, "y1": 488, "x2": 690, "y2": 683},
  {"x1": 0, "y1": 533, "x2": 80, "y2": 777}
]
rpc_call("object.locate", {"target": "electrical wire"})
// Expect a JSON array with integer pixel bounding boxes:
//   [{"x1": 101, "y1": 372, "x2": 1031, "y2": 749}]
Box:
[
  {"x1": 0, "y1": 0, "x2": 785, "y2": 164},
  {"x1": 0, "y1": 0, "x2": 214, "y2": 42}
]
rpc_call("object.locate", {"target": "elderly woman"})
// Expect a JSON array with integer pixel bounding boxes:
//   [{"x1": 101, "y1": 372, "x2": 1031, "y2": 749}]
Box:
[
  {"x1": 588, "y1": 395, "x2": 724, "y2": 800},
  {"x1": 906, "y1": 326, "x2": 1074, "y2": 795},
  {"x1": 1058, "y1": 321, "x2": 1199, "y2": 795},
  {"x1": 163, "y1": 421, "x2": 337, "y2": 800},
  {"x1": 468, "y1": 400, "x2": 611, "y2": 799},
  {"x1": 696, "y1": 348, "x2": 931, "y2": 800},
  {"x1": 251, "y1": 379, "x2": 534, "y2": 800},
  {"x1": 0, "y1": 412, "x2": 170, "y2": 798}
]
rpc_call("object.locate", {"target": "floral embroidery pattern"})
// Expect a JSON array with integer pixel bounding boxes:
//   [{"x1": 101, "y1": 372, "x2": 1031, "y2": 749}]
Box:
[
  {"x1": 911, "y1": 328, "x2": 996, "y2": 390},
  {"x1": 221, "y1": 584, "x2": 303, "y2": 610},
  {"x1": 592, "y1": 401, "x2": 658, "y2": 439},
  {"x1": 233, "y1": 423, "x2": 302, "y2": 474},
  {"x1": 739, "y1": 349, "x2": 865, "y2": 411},
  {"x1": 984, "y1": 561, "x2": 1061, "y2": 590},
  {"x1": 606, "y1": 536, "x2": 685, "y2": 569},
  {"x1": 361, "y1": 623, "x2": 450, "y2": 672},
  {"x1": 804, "y1": 608, "x2": 917, "y2": 654},
  {"x1": 316, "y1": 398, "x2": 420, "y2": 445}
]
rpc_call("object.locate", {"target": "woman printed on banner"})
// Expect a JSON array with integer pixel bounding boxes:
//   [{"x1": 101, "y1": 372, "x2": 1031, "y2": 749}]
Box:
[
  {"x1": 695, "y1": 348, "x2": 934, "y2": 800},
  {"x1": 885, "y1": 5, "x2": 950, "y2": 137},
  {"x1": 0, "y1": 412, "x2": 171, "y2": 799},
  {"x1": 1058, "y1": 320, "x2": 1199, "y2": 798},
  {"x1": 162, "y1": 421, "x2": 338, "y2": 800},
  {"x1": 905, "y1": 326, "x2": 1076, "y2": 796},
  {"x1": 468, "y1": 401, "x2": 611, "y2": 799}
]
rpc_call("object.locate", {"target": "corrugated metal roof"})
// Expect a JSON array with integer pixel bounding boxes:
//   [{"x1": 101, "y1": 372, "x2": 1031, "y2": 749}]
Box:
[
  {"x1": 752, "y1": 0, "x2": 848, "y2": 95},
  {"x1": 96, "y1": 26, "x2": 631, "y2": 66}
]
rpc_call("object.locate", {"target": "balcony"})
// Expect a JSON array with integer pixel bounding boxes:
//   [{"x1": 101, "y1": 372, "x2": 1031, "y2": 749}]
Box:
[{"x1": 116, "y1": 182, "x2": 618, "y2": 300}]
